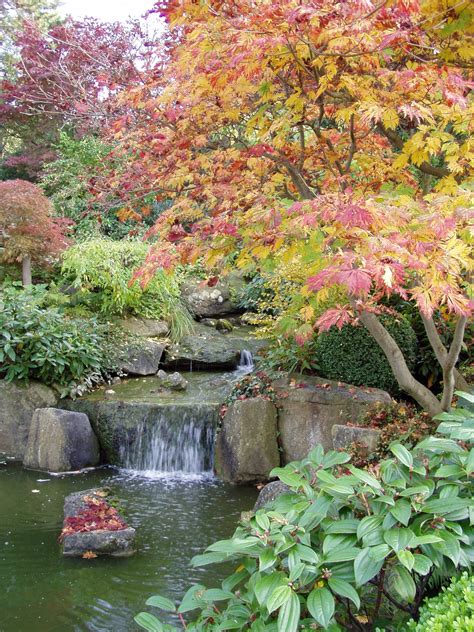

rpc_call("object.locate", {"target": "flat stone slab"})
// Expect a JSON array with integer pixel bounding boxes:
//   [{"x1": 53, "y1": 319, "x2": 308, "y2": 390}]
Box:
[{"x1": 61, "y1": 489, "x2": 136, "y2": 557}]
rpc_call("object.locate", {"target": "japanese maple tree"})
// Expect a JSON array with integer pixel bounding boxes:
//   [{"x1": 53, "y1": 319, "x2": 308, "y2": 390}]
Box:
[
  {"x1": 93, "y1": 0, "x2": 472, "y2": 412},
  {"x1": 0, "y1": 179, "x2": 69, "y2": 284}
]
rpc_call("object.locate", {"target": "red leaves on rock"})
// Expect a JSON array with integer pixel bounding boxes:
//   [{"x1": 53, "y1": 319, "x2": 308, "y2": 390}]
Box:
[{"x1": 59, "y1": 496, "x2": 128, "y2": 542}]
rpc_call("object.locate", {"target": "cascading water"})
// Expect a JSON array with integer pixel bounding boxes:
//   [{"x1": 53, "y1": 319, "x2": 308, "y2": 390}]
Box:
[
  {"x1": 236, "y1": 349, "x2": 254, "y2": 375},
  {"x1": 120, "y1": 406, "x2": 216, "y2": 478}
]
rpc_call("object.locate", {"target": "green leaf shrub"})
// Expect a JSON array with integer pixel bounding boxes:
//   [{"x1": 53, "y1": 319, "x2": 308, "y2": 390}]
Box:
[
  {"x1": 135, "y1": 401, "x2": 474, "y2": 631},
  {"x1": 316, "y1": 314, "x2": 418, "y2": 394},
  {"x1": 0, "y1": 284, "x2": 111, "y2": 396},
  {"x1": 405, "y1": 572, "x2": 474, "y2": 631},
  {"x1": 60, "y1": 238, "x2": 193, "y2": 340}
]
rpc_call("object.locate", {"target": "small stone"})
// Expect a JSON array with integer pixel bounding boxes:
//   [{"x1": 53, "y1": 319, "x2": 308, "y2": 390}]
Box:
[
  {"x1": 156, "y1": 369, "x2": 188, "y2": 390},
  {"x1": 254, "y1": 481, "x2": 291, "y2": 511}
]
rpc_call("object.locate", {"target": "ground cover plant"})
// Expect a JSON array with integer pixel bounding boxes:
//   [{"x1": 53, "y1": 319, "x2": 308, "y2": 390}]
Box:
[
  {"x1": 405, "y1": 572, "x2": 474, "y2": 631},
  {"x1": 135, "y1": 395, "x2": 474, "y2": 631},
  {"x1": 346, "y1": 402, "x2": 439, "y2": 468}
]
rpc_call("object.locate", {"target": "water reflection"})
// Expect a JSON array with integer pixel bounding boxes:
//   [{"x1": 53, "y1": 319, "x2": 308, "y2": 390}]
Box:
[{"x1": 0, "y1": 464, "x2": 257, "y2": 632}]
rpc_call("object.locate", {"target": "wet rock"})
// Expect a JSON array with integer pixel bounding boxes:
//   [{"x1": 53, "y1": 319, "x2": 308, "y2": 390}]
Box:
[
  {"x1": 332, "y1": 424, "x2": 381, "y2": 452},
  {"x1": 163, "y1": 323, "x2": 268, "y2": 371},
  {"x1": 23, "y1": 408, "x2": 100, "y2": 472},
  {"x1": 118, "y1": 339, "x2": 165, "y2": 376},
  {"x1": 62, "y1": 489, "x2": 136, "y2": 557},
  {"x1": 215, "y1": 398, "x2": 279, "y2": 484},
  {"x1": 164, "y1": 324, "x2": 241, "y2": 370},
  {"x1": 274, "y1": 375, "x2": 391, "y2": 464},
  {"x1": 117, "y1": 317, "x2": 169, "y2": 338},
  {"x1": 0, "y1": 380, "x2": 57, "y2": 459},
  {"x1": 254, "y1": 481, "x2": 291, "y2": 511},
  {"x1": 201, "y1": 318, "x2": 217, "y2": 328},
  {"x1": 156, "y1": 369, "x2": 188, "y2": 391}
]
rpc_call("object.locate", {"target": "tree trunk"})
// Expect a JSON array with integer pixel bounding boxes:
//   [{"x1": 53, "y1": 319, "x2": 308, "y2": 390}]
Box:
[
  {"x1": 22, "y1": 255, "x2": 32, "y2": 286},
  {"x1": 357, "y1": 309, "x2": 443, "y2": 415}
]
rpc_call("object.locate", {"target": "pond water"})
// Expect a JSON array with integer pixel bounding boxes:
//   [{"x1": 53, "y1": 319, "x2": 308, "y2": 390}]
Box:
[{"x1": 0, "y1": 463, "x2": 257, "y2": 632}]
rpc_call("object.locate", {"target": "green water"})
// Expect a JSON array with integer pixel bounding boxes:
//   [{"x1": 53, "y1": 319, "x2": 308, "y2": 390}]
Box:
[{"x1": 0, "y1": 463, "x2": 257, "y2": 632}]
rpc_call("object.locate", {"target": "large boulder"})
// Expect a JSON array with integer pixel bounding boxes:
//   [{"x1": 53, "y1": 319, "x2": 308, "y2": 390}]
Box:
[
  {"x1": 23, "y1": 408, "x2": 100, "y2": 472},
  {"x1": 274, "y1": 375, "x2": 391, "y2": 464},
  {"x1": 62, "y1": 489, "x2": 136, "y2": 557},
  {"x1": 215, "y1": 398, "x2": 280, "y2": 484},
  {"x1": 181, "y1": 273, "x2": 244, "y2": 318},
  {"x1": 118, "y1": 339, "x2": 165, "y2": 376},
  {"x1": 0, "y1": 380, "x2": 57, "y2": 459},
  {"x1": 117, "y1": 317, "x2": 169, "y2": 338}
]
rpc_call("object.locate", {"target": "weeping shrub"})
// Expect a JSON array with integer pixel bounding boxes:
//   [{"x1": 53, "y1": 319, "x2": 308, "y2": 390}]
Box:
[
  {"x1": 316, "y1": 313, "x2": 417, "y2": 394},
  {"x1": 61, "y1": 239, "x2": 193, "y2": 340}
]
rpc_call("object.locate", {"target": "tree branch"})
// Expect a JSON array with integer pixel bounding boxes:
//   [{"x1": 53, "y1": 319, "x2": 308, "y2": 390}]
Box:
[
  {"x1": 441, "y1": 315, "x2": 468, "y2": 410},
  {"x1": 421, "y1": 315, "x2": 470, "y2": 392},
  {"x1": 377, "y1": 124, "x2": 451, "y2": 179}
]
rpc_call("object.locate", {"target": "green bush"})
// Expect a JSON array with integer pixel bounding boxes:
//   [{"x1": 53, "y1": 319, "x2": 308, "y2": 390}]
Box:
[
  {"x1": 316, "y1": 314, "x2": 417, "y2": 394},
  {"x1": 60, "y1": 238, "x2": 193, "y2": 340},
  {"x1": 261, "y1": 335, "x2": 320, "y2": 374},
  {"x1": 135, "y1": 400, "x2": 474, "y2": 631},
  {"x1": 406, "y1": 572, "x2": 474, "y2": 631},
  {"x1": 0, "y1": 284, "x2": 111, "y2": 397}
]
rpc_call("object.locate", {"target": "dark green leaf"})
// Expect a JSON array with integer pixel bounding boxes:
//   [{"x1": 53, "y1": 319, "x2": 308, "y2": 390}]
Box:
[{"x1": 307, "y1": 587, "x2": 335, "y2": 628}]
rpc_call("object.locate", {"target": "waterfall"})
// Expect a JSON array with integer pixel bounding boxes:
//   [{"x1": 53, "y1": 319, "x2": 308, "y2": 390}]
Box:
[
  {"x1": 120, "y1": 407, "x2": 216, "y2": 478},
  {"x1": 236, "y1": 349, "x2": 254, "y2": 375}
]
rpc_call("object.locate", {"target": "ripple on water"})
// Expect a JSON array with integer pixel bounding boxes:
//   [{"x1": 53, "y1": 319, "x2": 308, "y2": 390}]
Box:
[{"x1": 0, "y1": 463, "x2": 258, "y2": 632}]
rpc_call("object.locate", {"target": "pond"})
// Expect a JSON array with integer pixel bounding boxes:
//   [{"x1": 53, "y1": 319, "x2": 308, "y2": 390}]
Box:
[{"x1": 0, "y1": 463, "x2": 257, "y2": 632}]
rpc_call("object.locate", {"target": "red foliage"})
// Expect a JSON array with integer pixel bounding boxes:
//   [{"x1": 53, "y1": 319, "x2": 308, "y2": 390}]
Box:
[
  {"x1": 0, "y1": 179, "x2": 70, "y2": 264},
  {"x1": 59, "y1": 496, "x2": 129, "y2": 542}
]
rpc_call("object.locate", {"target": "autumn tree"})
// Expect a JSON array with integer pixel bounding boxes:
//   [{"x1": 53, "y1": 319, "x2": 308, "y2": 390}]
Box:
[
  {"x1": 92, "y1": 0, "x2": 472, "y2": 411},
  {"x1": 0, "y1": 14, "x2": 163, "y2": 179},
  {"x1": 0, "y1": 179, "x2": 69, "y2": 284}
]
